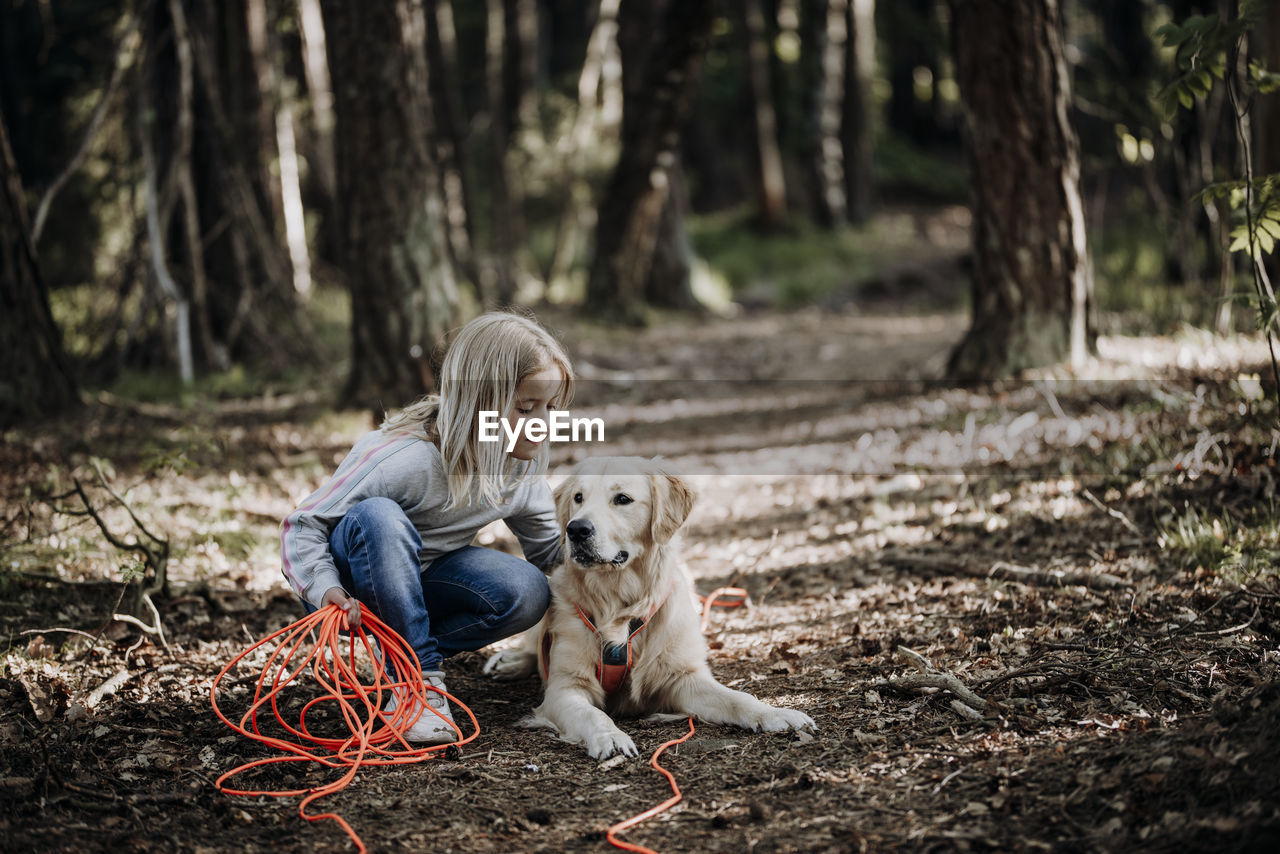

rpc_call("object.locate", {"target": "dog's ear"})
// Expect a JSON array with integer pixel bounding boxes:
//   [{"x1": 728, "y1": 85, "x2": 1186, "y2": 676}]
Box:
[
  {"x1": 552, "y1": 476, "x2": 578, "y2": 525},
  {"x1": 649, "y1": 470, "x2": 695, "y2": 545}
]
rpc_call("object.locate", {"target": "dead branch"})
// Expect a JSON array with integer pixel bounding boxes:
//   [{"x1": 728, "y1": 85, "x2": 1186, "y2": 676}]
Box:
[
  {"x1": 184, "y1": 21, "x2": 291, "y2": 290},
  {"x1": 112, "y1": 593, "x2": 169, "y2": 651},
  {"x1": 32, "y1": 9, "x2": 140, "y2": 244},
  {"x1": 876, "y1": 673, "x2": 989, "y2": 715},
  {"x1": 66, "y1": 462, "x2": 170, "y2": 639},
  {"x1": 86, "y1": 663, "x2": 181, "y2": 708},
  {"x1": 950, "y1": 699, "x2": 985, "y2": 721},
  {"x1": 166, "y1": 0, "x2": 220, "y2": 370},
  {"x1": 136, "y1": 75, "x2": 194, "y2": 385},
  {"x1": 874, "y1": 645, "x2": 990, "y2": 718},
  {"x1": 1080, "y1": 489, "x2": 1143, "y2": 537},
  {"x1": 988, "y1": 561, "x2": 1130, "y2": 590},
  {"x1": 21, "y1": 628, "x2": 99, "y2": 643}
]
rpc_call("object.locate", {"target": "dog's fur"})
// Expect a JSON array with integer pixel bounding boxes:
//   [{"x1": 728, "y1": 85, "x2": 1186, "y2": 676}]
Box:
[{"x1": 484, "y1": 457, "x2": 815, "y2": 759}]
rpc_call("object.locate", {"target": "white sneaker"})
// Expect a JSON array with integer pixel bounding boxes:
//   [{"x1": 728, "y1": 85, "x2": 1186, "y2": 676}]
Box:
[{"x1": 382, "y1": 670, "x2": 458, "y2": 744}]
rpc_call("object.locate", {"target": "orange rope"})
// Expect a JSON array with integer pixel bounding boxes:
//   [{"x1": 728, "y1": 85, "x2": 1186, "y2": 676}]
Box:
[
  {"x1": 605, "y1": 588, "x2": 748, "y2": 852},
  {"x1": 604, "y1": 716, "x2": 696, "y2": 854},
  {"x1": 698, "y1": 586, "x2": 750, "y2": 632},
  {"x1": 210, "y1": 604, "x2": 477, "y2": 853}
]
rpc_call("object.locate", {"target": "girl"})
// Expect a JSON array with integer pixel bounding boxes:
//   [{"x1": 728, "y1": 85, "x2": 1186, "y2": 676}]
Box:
[{"x1": 280, "y1": 311, "x2": 574, "y2": 744}]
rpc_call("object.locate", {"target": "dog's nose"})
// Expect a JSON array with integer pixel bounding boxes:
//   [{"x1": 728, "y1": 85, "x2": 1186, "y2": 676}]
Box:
[{"x1": 566, "y1": 519, "x2": 595, "y2": 542}]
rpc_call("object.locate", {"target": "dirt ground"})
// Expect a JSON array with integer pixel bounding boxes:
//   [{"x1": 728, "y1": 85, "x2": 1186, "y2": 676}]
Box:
[{"x1": 2, "y1": 304, "x2": 1279, "y2": 853}]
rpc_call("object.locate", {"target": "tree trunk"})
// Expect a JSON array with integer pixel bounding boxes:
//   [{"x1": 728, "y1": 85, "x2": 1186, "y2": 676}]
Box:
[
  {"x1": 841, "y1": 0, "x2": 874, "y2": 224},
  {"x1": 297, "y1": 0, "x2": 337, "y2": 203},
  {"x1": 0, "y1": 113, "x2": 78, "y2": 426},
  {"x1": 1255, "y1": 0, "x2": 1280, "y2": 294},
  {"x1": 247, "y1": 0, "x2": 313, "y2": 302},
  {"x1": 802, "y1": 0, "x2": 847, "y2": 227},
  {"x1": 547, "y1": 0, "x2": 620, "y2": 289},
  {"x1": 643, "y1": 164, "x2": 698, "y2": 309},
  {"x1": 740, "y1": 0, "x2": 788, "y2": 228},
  {"x1": 947, "y1": 0, "x2": 1094, "y2": 380},
  {"x1": 321, "y1": 0, "x2": 458, "y2": 407},
  {"x1": 585, "y1": 0, "x2": 717, "y2": 321},
  {"x1": 1258, "y1": 2, "x2": 1280, "y2": 177},
  {"x1": 425, "y1": 0, "x2": 479, "y2": 289}
]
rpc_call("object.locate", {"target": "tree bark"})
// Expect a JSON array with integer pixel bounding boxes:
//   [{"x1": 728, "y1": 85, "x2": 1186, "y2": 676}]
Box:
[
  {"x1": 0, "y1": 112, "x2": 78, "y2": 425},
  {"x1": 297, "y1": 0, "x2": 337, "y2": 202},
  {"x1": 1255, "y1": 0, "x2": 1280, "y2": 297},
  {"x1": 425, "y1": 0, "x2": 479, "y2": 289},
  {"x1": 321, "y1": 0, "x2": 458, "y2": 407},
  {"x1": 740, "y1": 0, "x2": 788, "y2": 228},
  {"x1": 946, "y1": 0, "x2": 1095, "y2": 380},
  {"x1": 585, "y1": 0, "x2": 717, "y2": 320},
  {"x1": 842, "y1": 0, "x2": 874, "y2": 224},
  {"x1": 247, "y1": 0, "x2": 313, "y2": 302},
  {"x1": 802, "y1": 0, "x2": 847, "y2": 227},
  {"x1": 484, "y1": 0, "x2": 520, "y2": 305}
]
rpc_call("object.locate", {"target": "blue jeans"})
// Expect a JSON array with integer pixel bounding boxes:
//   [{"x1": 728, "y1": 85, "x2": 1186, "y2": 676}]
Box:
[{"x1": 320, "y1": 497, "x2": 550, "y2": 672}]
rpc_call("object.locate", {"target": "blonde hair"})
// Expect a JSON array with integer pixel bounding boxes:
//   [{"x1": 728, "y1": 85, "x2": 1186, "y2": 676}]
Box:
[{"x1": 380, "y1": 311, "x2": 575, "y2": 509}]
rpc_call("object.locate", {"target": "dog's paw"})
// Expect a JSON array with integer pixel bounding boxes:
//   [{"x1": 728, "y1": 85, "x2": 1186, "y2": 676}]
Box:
[
  {"x1": 483, "y1": 649, "x2": 538, "y2": 681},
  {"x1": 753, "y1": 707, "x2": 816, "y2": 733},
  {"x1": 583, "y1": 729, "x2": 638, "y2": 760}
]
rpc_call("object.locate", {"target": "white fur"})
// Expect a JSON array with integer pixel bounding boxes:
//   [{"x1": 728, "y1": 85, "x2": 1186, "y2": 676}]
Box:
[{"x1": 486, "y1": 457, "x2": 815, "y2": 759}]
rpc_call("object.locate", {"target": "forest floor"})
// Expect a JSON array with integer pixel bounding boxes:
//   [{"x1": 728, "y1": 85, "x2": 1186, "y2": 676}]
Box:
[{"x1": 2, "y1": 301, "x2": 1280, "y2": 853}]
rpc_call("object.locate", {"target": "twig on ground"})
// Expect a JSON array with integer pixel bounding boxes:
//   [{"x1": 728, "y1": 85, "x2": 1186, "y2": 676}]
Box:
[
  {"x1": 989, "y1": 561, "x2": 1130, "y2": 590},
  {"x1": 875, "y1": 646, "x2": 990, "y2": 718},
  {"x1": 950, "y1": 700, "x2": 985, "y2": 721},
  {"x1": 20, "y1": 628, "x2": 99, "y2": 642},
  {"x1": 86, "y1": 663, "x2": 181, "y2": 708},
  {"x1": 1080, "y1": 489, "x2": 1144, "y2": 537},
  {"x1": 112, "y1": 592, "x2": 169, "y2": 651}
]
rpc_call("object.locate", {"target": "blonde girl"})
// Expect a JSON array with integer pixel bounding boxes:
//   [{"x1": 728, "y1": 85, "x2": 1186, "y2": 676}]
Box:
[{"x1": 281, "y1": 312, "x2": 574, "y2": 744}]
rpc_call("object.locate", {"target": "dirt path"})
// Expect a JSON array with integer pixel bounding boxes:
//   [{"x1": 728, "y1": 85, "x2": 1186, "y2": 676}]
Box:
[{"x1": 2, "y1": 306, "x2": 1279, "y2": 852}]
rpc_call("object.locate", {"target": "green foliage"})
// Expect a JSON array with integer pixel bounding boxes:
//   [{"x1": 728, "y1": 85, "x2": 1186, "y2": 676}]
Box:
[
  {"x1": 1157, "y1": 2, "x2": 1280, "y2": 346},
  {"x1": 1157, "y1": 502, "x2": 1280, "y2": 582},
  {"x1": 872, "y1": 129, "x2": 969, "y2": 204},
  {"x1": 120, "y1": 554, "x2": 146, "y2": 584},
  {"x1": 1153, "y1": 1, "x2": 1271, "y2": 119},
  {"x1": 688, "y1": 210, "x2": 954, "y2": 309}
]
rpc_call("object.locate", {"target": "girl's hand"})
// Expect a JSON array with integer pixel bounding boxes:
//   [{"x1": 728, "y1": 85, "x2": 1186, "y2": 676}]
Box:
[{"x1": 322, "y1": 586, "x2": 362, "y2": 630}]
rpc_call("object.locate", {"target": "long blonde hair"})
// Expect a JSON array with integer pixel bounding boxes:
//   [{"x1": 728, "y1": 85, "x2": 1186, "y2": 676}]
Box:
[{"x1": 380, "y1": 311, "x2": 575, "y2": 509}]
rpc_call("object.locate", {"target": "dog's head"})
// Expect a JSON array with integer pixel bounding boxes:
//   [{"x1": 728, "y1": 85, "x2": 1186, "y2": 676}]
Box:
[{"x1": 553, "y1": 456, "x2": 695, "y2": 571}]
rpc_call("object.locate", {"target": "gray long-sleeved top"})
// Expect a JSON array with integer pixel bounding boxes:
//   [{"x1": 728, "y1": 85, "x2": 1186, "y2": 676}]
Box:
[{"x1": 280, "y1": 430, "x2": 562, "y2": 607}]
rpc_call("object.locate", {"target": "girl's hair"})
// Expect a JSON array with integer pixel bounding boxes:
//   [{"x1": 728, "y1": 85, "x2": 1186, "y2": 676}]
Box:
[{"x1": 380, "y1": 311, "x2": 575, "y2": 509}]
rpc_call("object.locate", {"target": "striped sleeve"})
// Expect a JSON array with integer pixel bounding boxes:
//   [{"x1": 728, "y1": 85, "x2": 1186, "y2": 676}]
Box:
[{"x1": 279, "y1": 433, "x2": 413, "y2": 607}]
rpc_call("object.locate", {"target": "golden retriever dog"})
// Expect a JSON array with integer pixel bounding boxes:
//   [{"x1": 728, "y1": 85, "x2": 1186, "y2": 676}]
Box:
[{"x1": 484, "y1": 457, "x2": 815, "y2": 759}]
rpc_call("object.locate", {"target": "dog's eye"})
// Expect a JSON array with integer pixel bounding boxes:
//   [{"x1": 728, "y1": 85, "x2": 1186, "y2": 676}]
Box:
[
  {"x1": 613, "y1": 493, "x2": 633, "y2": 505},
  {"x1": 573, "y1": 492, "x2": 583, "y2": 504}
]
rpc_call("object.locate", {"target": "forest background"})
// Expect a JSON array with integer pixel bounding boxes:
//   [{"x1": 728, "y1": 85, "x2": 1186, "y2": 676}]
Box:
[{"x1": 2, "y1": 1, "x2": 1280, "y2": 852}]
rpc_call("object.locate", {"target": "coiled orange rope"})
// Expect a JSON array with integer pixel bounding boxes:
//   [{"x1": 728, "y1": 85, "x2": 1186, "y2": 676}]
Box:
[{"x1": 210, "y1": 604, "x2": 477, "y2": 853}]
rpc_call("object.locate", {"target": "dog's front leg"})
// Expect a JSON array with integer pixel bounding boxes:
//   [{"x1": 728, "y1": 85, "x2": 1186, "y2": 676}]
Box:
[
  {"x1": 534, "y1": 674, "x2": 638, "y2": 759},
  {"x1": 666, "y1": 670, "x2": 815, "y2": 733}
]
